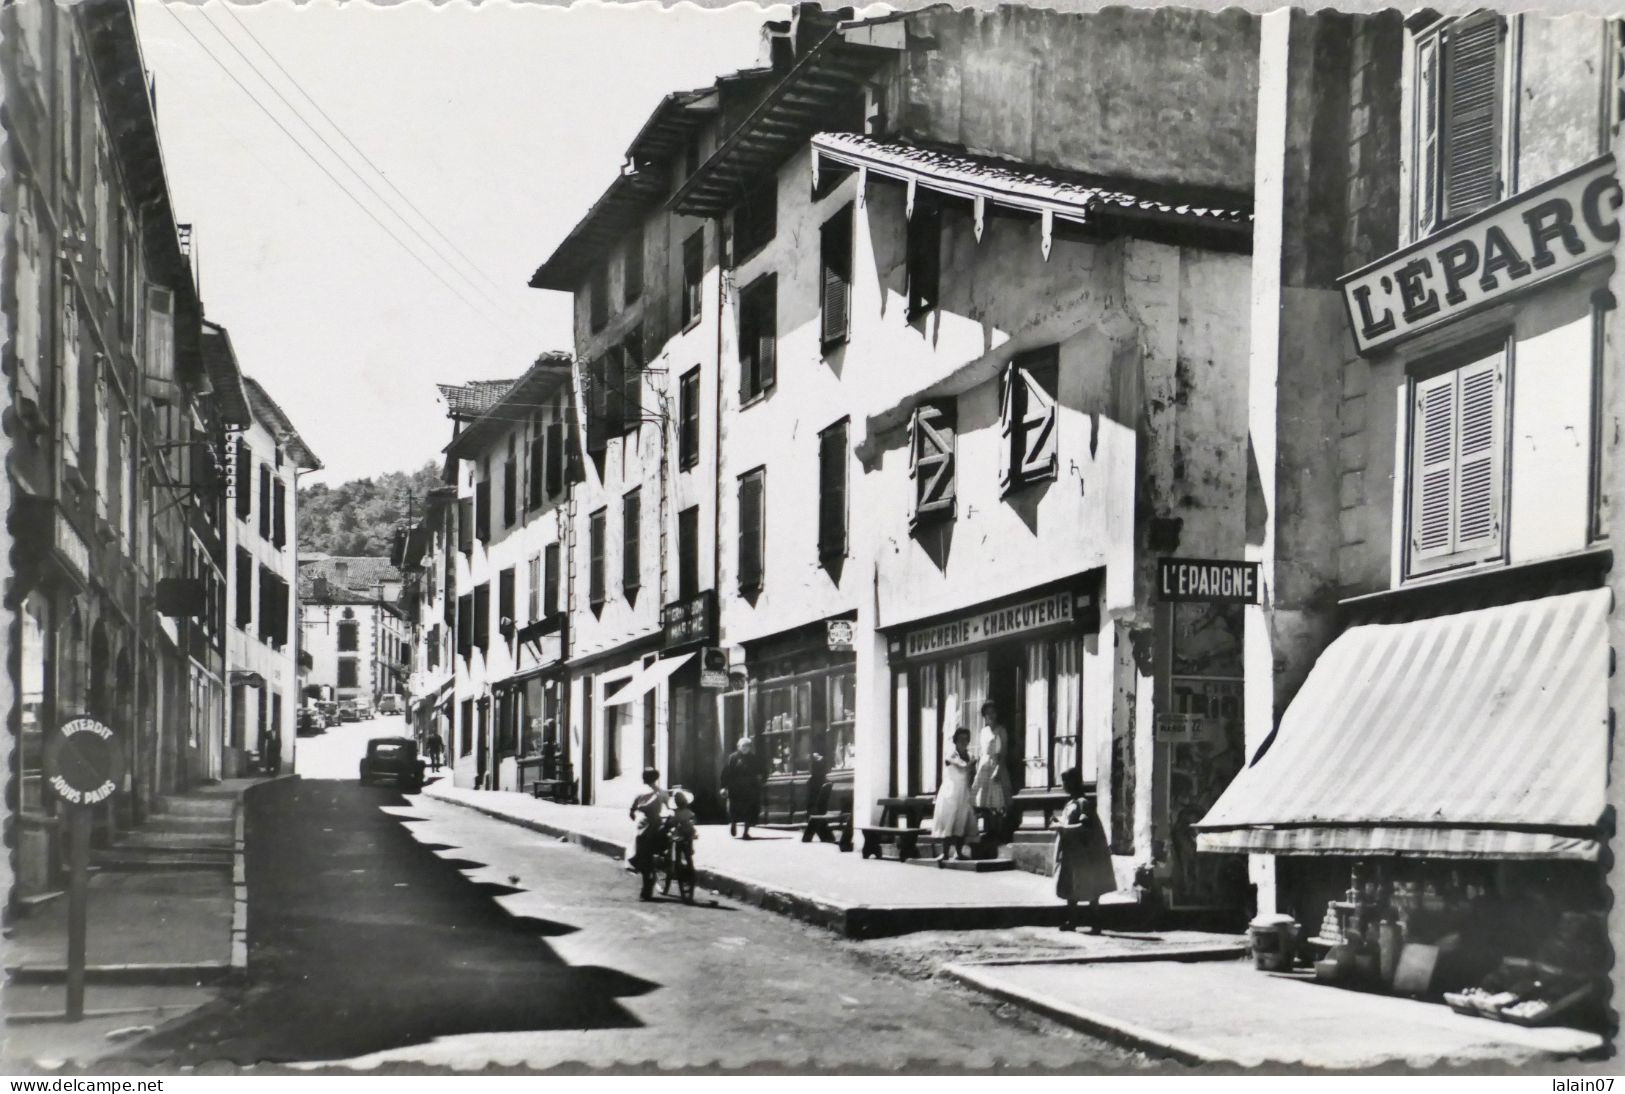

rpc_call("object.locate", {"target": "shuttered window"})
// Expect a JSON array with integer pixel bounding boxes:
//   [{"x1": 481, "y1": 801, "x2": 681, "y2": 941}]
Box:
[
  {"x1": 543, "y1": 542, "x2": 560, "y2": 620},
  {"x1": 259, "y1": 465, "x2": 273, "y2": 540},
  {"x1": 236, "y1": 441, "x2": 253, "y2": 520},
  {"x1": 738, "y1": 468, "x2": 765, "y2": 595},
  {"x1": 458, "y1": 497, "x2": 474, "y2": 555},
  {"x1": 906, "y1": 202, "x2": 941, "y2": 319},
  {"x1": 623, "y1": 488, "x2": 641, "y2": 596},
  {"x1": 682, "y1": 231, "x2": 705, "y2": 328},
  {"x1": 503, "y1": 450, "x2": 518, "y2": 527},
  {"x1": 620, "y1": 327, "x2": 642, "y2": 433},
  {"x1": 1415, "y1": 14, "x2": 1505, "y2": 235},
  {"x1": 589, "y1": 509, "x2": 606, "y2": 607},
  {"x1": 458, "y1": 595, "x2": 473, "y2": 660},
  {"x1": 544, "y1": 421, "x2": 565, "y2": 498},
  {"x1": 235, "y1": 548, "x2": 253, "y2": 630},
  {"x1": 475, "y1": 479, "x2": 491, "y2": 543},
  {"x1": 733, "y1": 179, "x2": 776, "y2": 263},
  {"x1": 739, "y1": 276, "x2": 776, "y2": 402},
  {"x1": 498, "y1": 568, "x2": 516, "y2": 636},
  {"x1": 273, "y1": 480, "x2": 287, "y2": 547},
  {"x1": 528, "y1": 431, "x2": 545, "y2": 509},
  {"x1": 909, "y1": 402, "x2": 956, "y2": 526},
  {"x1": 1409, "y1": 345, "x2": 1506, "y2": 573},
  {"x1": 474, "y1": 583, "x2": 490, "y2": 652},
  {"x1": 678, "y1": 505, "x2": 700, "y2": 601},
  {"x1": 527, "y1": 555, "x2": 541, "y2": 622},
  {"x1": 679, "y1": 367, "x2": 701, "y2": 470},
  {"x1": 821, "y1": 205, "x2": 853, "y2": 348},
  {"x1": 999, "y1": 348, "x2": 1060, "y2": 495},
  {"x1": 818, "y1": 418, "x2": 848, "y2": 562}
]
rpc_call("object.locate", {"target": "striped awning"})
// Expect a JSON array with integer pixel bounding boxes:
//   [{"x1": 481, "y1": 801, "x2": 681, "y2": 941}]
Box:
[{"x1": 1195, "y1": 588, "x2": 1610, "y2": 861}]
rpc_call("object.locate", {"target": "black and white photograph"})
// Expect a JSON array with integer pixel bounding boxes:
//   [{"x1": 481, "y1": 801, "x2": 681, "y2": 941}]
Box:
[{"x1": 1, "y1": 0, "x2": 1623, "y2": 1079}]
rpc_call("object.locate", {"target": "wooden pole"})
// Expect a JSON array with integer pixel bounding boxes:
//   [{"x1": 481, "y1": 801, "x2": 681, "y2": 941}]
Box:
[{"x1": 65, "y1": 805, "x2": 91, "y2": 1021}]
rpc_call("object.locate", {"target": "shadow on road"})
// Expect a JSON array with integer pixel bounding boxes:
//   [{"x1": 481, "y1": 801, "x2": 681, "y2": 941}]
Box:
[{"x1": 124, "y1": 777, "x2": 656, "y2": 1066}]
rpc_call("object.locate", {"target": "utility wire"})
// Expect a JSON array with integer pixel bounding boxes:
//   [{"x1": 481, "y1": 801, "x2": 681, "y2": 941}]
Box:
[
  {"x1": 158, "y1": 3, "x2": 519, "y2": 340},
  {"x1": 216, "y1": 1, "x2": 511, "y2": 301},
  {"x1": 190, "y1": 6, "x2": 514, "y2": 325}
]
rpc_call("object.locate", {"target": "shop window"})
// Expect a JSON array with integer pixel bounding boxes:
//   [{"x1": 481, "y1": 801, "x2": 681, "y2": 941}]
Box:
[
  {"x1": 338, "y1": 659, "x2": 359, "y2": 688},
  {"x1": 906, "y1": 202, "x2": 942, "y2": 320},
  {"x1": 589, "y1": 263, "x2": 608, "y2": 332},
  {"x1": 1000, "y1": 348, "x2": 1059, "y2": 495},
  {"x1": 820, "y1": 204, "x2": 853, "y2": 348},
  {"x1": 623, "y1": 488, "x2": 641, "y2": 599},
  {"x1": 826, "y1": 671, "x2": 857, "y2": 772},
  {"x1": 338, "y1": 620, "x2": 359, "y2": 652},
  {"x1": 678, "y1": 505, "x2": 700, "y2": 601},
  {"x1": 752, "y1": 665, "x2": 856, "y2": 777},
  {"x1": 623, "y1": 224, "x2": 644, "y2": 305},
  {"x1": 733, "y1": 178, "x2": 777, "y2": 264},
  {"x1": 818, "y1": 418, "x2": 848, "y2": 565},
  {"x1": 738, "y1": 276, "x2": 777, "y2": 403},
  {"x1": 589, "y1": 508, "x2": 606, "y2": 608},
  {"x1": 544, "y1": 542, "x2": 560, "y2": 619},
  {"x1": 1407, "y1": 341, "x2": 1507, "y2": 575},
  {"x1": 737, "y1": 468, "x2": 765, "y2": 597},
  {"x1": 19, "y1": 596, "x2": 47, "y2": 817},
  {"x1": 909, "y1": 401, "x2": 956, "y2": 527},
  {"x1": 681, "y1": 230, "x2": 705, "y2": 329},
  {"x1": 1413, "y1": 13, "x2": 1506, "y2": 238},
  {"x1": 679, "y1": 367, "x2": 701, "y2": 471}
]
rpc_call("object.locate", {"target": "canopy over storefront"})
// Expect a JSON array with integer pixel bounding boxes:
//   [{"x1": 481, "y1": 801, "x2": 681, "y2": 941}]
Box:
[
  {"x1": 1196, "y1": 588, "x2": 1609, "y2": 861},
  {"x1": 602, "y1": 654, "x2": 695, "y2": 709}
]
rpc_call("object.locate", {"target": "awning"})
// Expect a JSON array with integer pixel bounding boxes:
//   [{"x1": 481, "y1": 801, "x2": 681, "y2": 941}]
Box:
[
  {"x1": 1195, "y1": 588, "x2": 1610, "y2": 861},
  {"x1": 602, "y1": 653, "x2": 695, "y2": 708}
]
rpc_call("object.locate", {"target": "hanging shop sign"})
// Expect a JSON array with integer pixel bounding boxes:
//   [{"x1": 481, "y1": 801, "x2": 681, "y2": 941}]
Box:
[
  {"x1": 699, "y1": 647, "x2": 731, "y2": 689},
  {"x1": 661, "y1": 590, "x2": 717, "y2": 649},
  {"x1": 902, "y1": 590, "x2": 1078, "y2": 660},
  {"x1": 43, "y1": 717, "x2": 124, "y2": 806},
  {"x1": 1341, "y1": 154, "x2": 1620, "y2": 356},
  {"x1": 826, "y1": 620, "x2": 855, "y2": 652},
  {"x1": 1157, "y1": 558, "x2": 1259, "y2": 604}
]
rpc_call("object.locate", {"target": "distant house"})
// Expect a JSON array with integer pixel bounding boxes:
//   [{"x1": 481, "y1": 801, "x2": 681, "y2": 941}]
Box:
[{"x1": 298, "y1": 555, "x2": 409, "y2": 707}]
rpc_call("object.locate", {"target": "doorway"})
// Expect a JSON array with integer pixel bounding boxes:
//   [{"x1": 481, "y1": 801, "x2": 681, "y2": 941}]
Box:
[{"x1": 987, "y1": 644, "x2": 1026, "y2": 794}]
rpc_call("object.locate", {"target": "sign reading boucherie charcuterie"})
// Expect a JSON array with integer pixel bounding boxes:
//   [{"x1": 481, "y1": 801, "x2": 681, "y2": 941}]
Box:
[
  {"x1": 1340, "y1": 154, "x2": 1620, "y2": 356},
  {"x1": 903, "y1": 592, "x2": 1074, "y2": 659},
  {"x1": 1157, "y1": 558, "x2": 1259, "y2": 604}
]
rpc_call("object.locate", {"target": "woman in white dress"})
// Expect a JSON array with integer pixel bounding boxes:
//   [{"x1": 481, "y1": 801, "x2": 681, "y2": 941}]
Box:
[
  {"x1": 931, "y1": 727, "x2": 977, "y2": 863},
  {"x1": 971, "y1": 700, "x2": 1012, "y2": 839}
]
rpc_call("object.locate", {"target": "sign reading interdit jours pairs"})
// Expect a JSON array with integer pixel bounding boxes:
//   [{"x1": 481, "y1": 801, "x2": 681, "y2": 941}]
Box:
[
  {"x1": 43, "y1": 717, "x2": 123, "y2": 806},
  {"x1": 1341, "y1": 154, "x2": 1620, "y2": 356},
  {"x1": 1157, "y1": 558, "x2": 1260, "y2": 604},
  {"x1": 904, "y1": 592, "x2": 1075, "y2": 659}
]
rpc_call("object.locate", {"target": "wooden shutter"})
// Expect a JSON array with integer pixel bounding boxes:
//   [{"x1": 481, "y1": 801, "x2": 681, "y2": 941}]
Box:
[
  {"x1": 910, "y1": 403, "x2": 956, "y2": 524},
  {"x1": 818, "y1": 420, "x2": 848, "y2": 560},
  {"x1": 683, "y1": 231, "x2": 704, "y2": 327},
  {"x1": 623, "y1": 489, "x2": 641, "y2": 593},
  {"x1": 757, "y1": 288, "x2": 776, "y2": 391},
  {"x1": 499, "y1": 568, "x2": 516, "y2": 631},
  {"x1": 1017, "y1": 362, "x2": 1058, "y2": 483},
  {"x1": 543, "y1": 543, "x2": 560, "y2": 619},
  {"x1": 273, "y1": 579, "x2": 289, "y2": 647},
  {"x1": 1410, "y1": 351, "x2": 1504, "y2": 567},
  {"x1": 1439, "y1": 14, "x2": 1503, "y2": 224},
  {"x1": 738, "y1": 471, "x2": 764, "y2": 593},
  {"x1": 529, "y1": 433, "x2": 545, "y2": 508},
  {"x1": 1453, "y1": 355, "x2": 1502, "y2": 550},
  {"x1": 1412, "y1": 371, "x2": 1457, "y2": 559},
  {"x1": 821, "y1": 206, "x2": 852, "y2": 346},
  {"x1": 589, "y1": 510, "x2": 605, "y2": 604},
  {"x1": 998, "y1": 363, "x2": 1019, "y2": 493},
  {"x1": 620, "y1": 330, "x2": 642, "y2": 430},
  {"x1": 1416, "y1": 35, "x2": 1441, "y2": 234},
  {"x1": 503, "y1": 456, "x2": 518, "y2": 525},
  {"x1": 236, "y1": 550, "x2": 253, "y2": 628},
  {"x1": 236, "y1": 441, "x2": 253, "y2": 519},
  {"x1": 475, "y1": 479, "x2": 491, "y2": 542},
  {"x1": 907, "y1": 203, "x2": 941, "y2": 317},
  {"x1": 273, "y1": 480, "x2": 287, "y2": 547},
  {"x1": 679, "y1": 370, "x2": 700, "y2": 469},
  {"x1": 259, "y1": 465, "x2": 273, "y2": 539},
  {"x1": 474, "y1": 584, "x2": 490, "y2": 651},
  {"x1": 678, "y1": 506, "x2": 699, "y2": 599},
  {"x1": 544, "y1": 421, "x2": 564, "y2": 497}
]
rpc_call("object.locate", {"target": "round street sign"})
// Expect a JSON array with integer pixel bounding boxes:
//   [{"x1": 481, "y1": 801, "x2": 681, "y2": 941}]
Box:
[{"x1": 43, "y1": 717, "x2": 124, "y2": 807}]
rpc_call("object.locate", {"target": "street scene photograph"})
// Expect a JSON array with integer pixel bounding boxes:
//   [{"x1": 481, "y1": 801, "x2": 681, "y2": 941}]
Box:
[{"x1": 1, "y1": 0, "x2": 1624, "y2": 1079}]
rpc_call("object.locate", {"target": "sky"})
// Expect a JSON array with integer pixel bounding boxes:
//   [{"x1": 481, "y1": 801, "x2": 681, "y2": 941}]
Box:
[{"x1": 133, "y1": 0, "x2": 782, "y2": 485}]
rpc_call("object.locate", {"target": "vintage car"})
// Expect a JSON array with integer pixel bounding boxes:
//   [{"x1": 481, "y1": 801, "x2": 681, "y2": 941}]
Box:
[
  {"x1": 359, "y1": 736, "x2": 425, "y2": 791},
  {"x1": 336, "y1": 701, "x2": 361, "y2": 723},
  {"x1": 377, "y1": 694, "x2": 404, "y2": 716},
  {"x1": 296, "y1": 708, "x2": 327, "y2": 737}
]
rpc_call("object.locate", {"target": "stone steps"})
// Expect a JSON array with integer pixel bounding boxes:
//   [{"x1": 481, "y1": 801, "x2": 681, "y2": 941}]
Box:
[
  {"x1": 92, "y1": 846, "x2": 232, "y2": 872},
  {"x1": 152, "y1": 796, "x2": 235, "y2": 820},
  {"x1": 114, "y1": 828, "x2": 234, "y2": 851}
]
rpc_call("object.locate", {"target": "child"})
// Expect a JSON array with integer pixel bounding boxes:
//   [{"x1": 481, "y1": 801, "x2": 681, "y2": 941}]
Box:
[
  {"x1": 1054, "y1": 768, "x2": 1116, "y2": 932},
  {"x1": 627, "y1": 767, "x2": 669, "y2": 900},
  {"x1": 668, "y1": 790, "x2": 699, "y2": 843}
]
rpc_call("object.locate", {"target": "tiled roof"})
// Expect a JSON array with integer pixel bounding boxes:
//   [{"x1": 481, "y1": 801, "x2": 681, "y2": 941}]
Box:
[
  {"x1": 444, "y1": 353, "x2": 574, "y2": 460},
  {"x1": 298, "y1": 555, "x2": 401, "y2": 598},
  {"x1": 242, "y1": 376, "x2": 321, "y2": 470},
  {"x1": 438, "y1": 379, "x2": 520, "y2": 421},
  {"x1": 199, "y1": 324, "x2": 253, "y2": 428},
  {"x1": 811, "y1": 133, "x2": 1253, "y2": 229}
]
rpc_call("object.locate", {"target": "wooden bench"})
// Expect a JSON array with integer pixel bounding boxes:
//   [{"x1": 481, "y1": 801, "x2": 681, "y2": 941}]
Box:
[
  {"x1": 801, "y1": 781, "x2": 854, "y2": 851},
  {"x1": 859, "y1": 795, "x2": 935, "y2": 861},
  {"x1": 1009, "y1": 788, "x2": 1075, "y2": 830}
]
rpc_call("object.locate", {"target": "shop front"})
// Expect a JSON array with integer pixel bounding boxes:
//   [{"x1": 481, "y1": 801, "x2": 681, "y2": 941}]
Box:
[
  {"x1": 885, "y1": 580, "x2": 1100, "y2": 837},
  {"x1": 659, "y1": 590, "x2": 723, "y2": 818}
]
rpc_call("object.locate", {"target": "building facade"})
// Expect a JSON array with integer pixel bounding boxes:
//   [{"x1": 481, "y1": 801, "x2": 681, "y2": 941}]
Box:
[{"x1": 298, "y1": 556, "x2": 408, "y2": 709}]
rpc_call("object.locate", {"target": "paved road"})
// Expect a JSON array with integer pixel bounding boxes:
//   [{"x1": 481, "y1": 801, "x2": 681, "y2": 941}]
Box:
[{"x1": 126, "y1": 719, "x2": 1142, "y2": 1070}]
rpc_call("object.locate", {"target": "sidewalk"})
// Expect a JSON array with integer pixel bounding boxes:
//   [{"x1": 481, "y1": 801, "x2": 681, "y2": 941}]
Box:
[
  {"x1": 944, "y1": 958, "x2": 1608, "y2": 1068},
  {"x1": 426, "y1": 781, "x2": 1197, "y2": 940}
]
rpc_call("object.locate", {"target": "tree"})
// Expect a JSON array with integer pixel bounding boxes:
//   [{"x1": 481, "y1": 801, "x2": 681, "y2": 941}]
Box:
[{"x1": 298, "y1": 461, "x2": 441, "y2": 556}]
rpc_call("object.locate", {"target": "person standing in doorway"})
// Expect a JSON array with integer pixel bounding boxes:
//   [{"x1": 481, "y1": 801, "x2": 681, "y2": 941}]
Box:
[
  {"x1": 1054, "y1": 768, "x2": 1115, "y2": 932},
  {"x1": 721, "y1": 736, "x2": 766, "y2": 839},
  {"x1": 425, "y1": 730, "x2": 446, "y2": 772},
  {"x1": 931, "y1": 727, "x2": 977, "y2": 862},
  {"x1": 971, "y1": 700, "x2": 1012, "y2": 840}
]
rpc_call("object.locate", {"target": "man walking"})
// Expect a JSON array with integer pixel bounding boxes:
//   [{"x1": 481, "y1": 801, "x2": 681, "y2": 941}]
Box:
[{"x1": 425, "y1": 730, "x2": 446, "y2": 772}]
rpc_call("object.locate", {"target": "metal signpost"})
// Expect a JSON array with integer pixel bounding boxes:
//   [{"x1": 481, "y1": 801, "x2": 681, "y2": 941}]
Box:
[{"x1": 41, "y1": 717, "x2": 123, "y2": 1021}]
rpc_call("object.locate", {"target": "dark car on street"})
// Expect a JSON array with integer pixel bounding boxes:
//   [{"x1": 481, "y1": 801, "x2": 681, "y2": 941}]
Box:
[
  {"x1": 359, "y1": 736, "x2": 425, "y2": 792},
  {"x1": 296, "y1": 708, "x2": 327, "y2": 737}
]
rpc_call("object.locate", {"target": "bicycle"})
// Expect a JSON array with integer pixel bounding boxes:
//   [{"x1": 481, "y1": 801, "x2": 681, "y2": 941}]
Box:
[{"x1": 656, "y1": 822, "x2": 696, "y2": 904}]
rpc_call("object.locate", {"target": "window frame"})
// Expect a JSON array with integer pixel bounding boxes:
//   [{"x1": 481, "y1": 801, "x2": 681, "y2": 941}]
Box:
[
  {"x1": 999, "y1": 347, "x2": 1061, "y2": 497},
  {"x1": 820, "y1": 204, "x2": 854, "y2": 350},
  {"x1": 732, "y1": 178, "x2": 778, "y2": 266},
  {"x1": 1410, "y1": 13, "x2": 1509, "y2": 240},
  {"x1": 678, "y1": 366, "x2": 701, "y2": 471}
]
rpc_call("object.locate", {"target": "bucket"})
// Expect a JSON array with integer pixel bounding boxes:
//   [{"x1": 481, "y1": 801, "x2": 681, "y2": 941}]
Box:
[{"x1": 1248, "y1": 913, "x2": 1299, "y2": 971}]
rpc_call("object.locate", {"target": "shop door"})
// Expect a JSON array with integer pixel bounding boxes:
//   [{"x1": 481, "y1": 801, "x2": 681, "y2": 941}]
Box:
[
  {"x1": 988, "y1": 646, "x2": 1026, "y2": 794},
  {"x1": 672, "y1": 682, "x2": 722, "y2": 818},
  {"x1": 579, "y1": 681, "x2": 594, "y2": 805}
]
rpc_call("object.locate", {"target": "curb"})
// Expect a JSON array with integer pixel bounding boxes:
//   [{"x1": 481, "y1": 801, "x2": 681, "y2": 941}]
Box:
[
  {"x1": 4, "y1": 962, "x2": 236, "y2": 987},
  {"x1": 230, "y1": 801, "x2": 248, "y2": 980},
  {"x1": 941, "y1": 962, "x2": 1223, "y2": 1065}
]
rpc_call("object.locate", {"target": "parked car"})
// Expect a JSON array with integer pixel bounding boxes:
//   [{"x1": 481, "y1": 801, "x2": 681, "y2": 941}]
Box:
[
  {"x1": 352, "y1": 699, "x2": 374, "y2": 721},
  {"x1": 337, "y1": 701, "x2": 360, "y2": 723},
  {"x1": 296, "y1": 708, "x2": 327, "y2": 737},
  {"x1": 377, "y1": 694, "x2": 403, "y2": 716},
  {"x1": 359, "y1": 736, "x2": 425, "y2": 792}
]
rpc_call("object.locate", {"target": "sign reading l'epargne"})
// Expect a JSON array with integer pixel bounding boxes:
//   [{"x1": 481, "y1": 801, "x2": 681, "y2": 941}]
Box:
[
  {"x1": 903, "y1": 591, "x2": 1075, "y2": 660},
  {"x1": 1157, "y1": 558, "x2": 1259, "y2": 604},
  {"x1": 1340, "y1": 155, "x2": 1620, "y2": 356}
]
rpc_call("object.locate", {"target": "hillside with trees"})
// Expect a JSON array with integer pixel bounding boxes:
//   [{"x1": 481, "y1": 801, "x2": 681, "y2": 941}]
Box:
[{"x1": 297, "y1": 461, "x2": 442, "y2": 557}]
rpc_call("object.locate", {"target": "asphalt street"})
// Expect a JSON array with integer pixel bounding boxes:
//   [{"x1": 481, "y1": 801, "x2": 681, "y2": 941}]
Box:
[{"x1": 124, "y1": 716, "x2": 1142, "y2": 1070}]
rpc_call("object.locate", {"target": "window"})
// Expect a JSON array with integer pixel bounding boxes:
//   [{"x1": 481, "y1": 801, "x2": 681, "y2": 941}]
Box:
[
  {"x1": 236, "y1": 441, "x2": 253, "y2": 520},
  {"x1": 622, "y1": 488, "x2": 641, "y2": 597},
  {"x1": 528, "y1": 430, "x2": 545, "y2": 510},
  {"x1": 818, "y1": 418, "x2": 849, "y2": 563},
  {"x1": 739, "y1": 275, "x2": 777, "y2": 402},
  {"x1": 589, "y1": 508, "x2": 606, "y2": 607},
  {"x1": 738, "y1": 468, "x2": 765, "y2": 595},
  {"x1": 527, "y1": 554, "x2": 541, "y2": 622},
  {"x1": 752, "y1": 667, "x2": 857, "y2": 777},
  {"x1": 258, "y1": 567, "x2": 279, "y2": 646},
  {"x1": 907, "y1": 202, "x2": 942, "y2": 318},
  {"x1": 1413, "y1": 14, "x2": 1506, "y2": 238},
  {"x1": 624, "y1": 226, "x2": 644, "y2": 304},
  {"x1": 338, "y1": 659, "x2": 359, "y2": 688},
  {"x1": 475, "y1": 479, "x2": 491, "y2": 543},
  {"x1": 235, "y1": 548, "x2": 253, "y2": 629},
  {"x1": 273, "y1": 480, "x2": 287, "y2": 548},
  {"x1": 910, "y1": 401, "x2": 957, "y2": 526},
  {"x1": 587, "y1": 352, "x2": 623, "y2": 451},
  {"x1": 258, "y1": 465, "x2": 273, "y2": 540},
  {"x1": 679, "y1": 367, "x2": 701, "y2": 471},
  {"x1": 678, "y1": 505, "x2": 700, "y2": 601},
  {"x1": 733, "y1": 178, "x2": 777, "y2": 263},
  {"x1": 503, "y1": 446, "x2": 518, "y2": 527},
  {"x1": 498, "y1": 568, "x2": 516, "y2": 637},
  {"x1": 999, "y1": 348, "x2": 1059, "y2": 495},
  {"x1": 820, "y1": 205, "x2": 853, "y2": 347},
  {"x1": 681, "y1": 230, "x2": 704, "y2": 328},
  {"x1": 544, "y1": 421, "x2": 565, "y2": 498},
  {"x1": 620, "y1": 328, "x2": 642, "y2": 433},
  {"x1": 1407, "y1": 342, "x2": 1507, "y2": 574},
  {"x1": 338, "y1": 620, "x2": 359, "y2": 652},
  {"x1": 458, "y1": 497, "x2": 474, "y2": 555},
  {"x1": 460, "y1": 699, "x2": 474, "y2": 756},
  {"x1": 457, "y1": 594, "x2": 473, "y2": 660},
  {"x1": 473, "y1": 583, "x2": 490, "y2": 652},
  {"x1": 589, "y1": 264, "x2": 608, "y2": 332}
]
